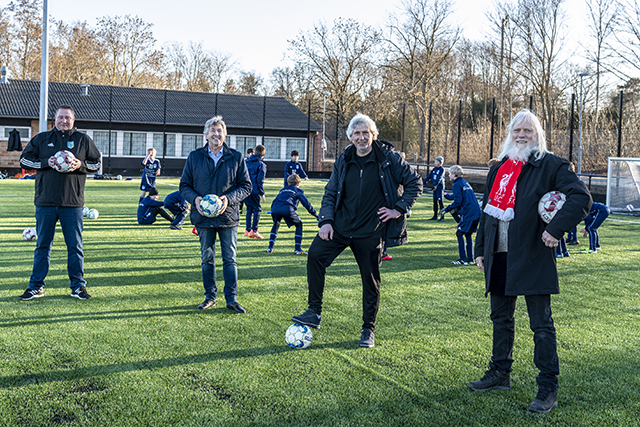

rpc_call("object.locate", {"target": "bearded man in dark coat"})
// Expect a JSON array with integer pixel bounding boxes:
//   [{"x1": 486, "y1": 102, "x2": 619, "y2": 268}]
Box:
[{"x1": 469, "y1": 109, "x2": 592, "y2": 413}]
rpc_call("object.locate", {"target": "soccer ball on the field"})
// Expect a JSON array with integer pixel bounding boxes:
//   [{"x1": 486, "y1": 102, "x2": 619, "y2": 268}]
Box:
[
  {"x1": 22, "y1": 227, "x2": 37, "y2": 241},
  {"x1": 116, "y1": 175, "x2": 123, "y2": 180},
  {"x1": 51, "y1": 150, "x2": 76, "y2": 173},
  {"x1": 82, "y1": 206, "x2": 90, "y2": 217},
  {"x1": 200, "y1": 194, "x2": 224, "y2": 218},
  {"x1": 285, "y1": 323, "x2": 313, "y2": 349},
  {"x1": 538, "y1": 191, "x2": 566, "y2": 224},
  {"x1": 87, "y1": 209, "x2": 99, "y2": 219},
  {"x1": 626, "y1": 204, "x2": 635, "y2": 212}
]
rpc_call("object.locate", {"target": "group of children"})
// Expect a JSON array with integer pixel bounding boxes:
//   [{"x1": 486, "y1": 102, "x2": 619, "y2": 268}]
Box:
[
  {"x1": 134, "y1": 147, "x2": 609, "y2": 262},
  {"x1": 135, "y1": 147, "x2": 317, "y2": 255}
]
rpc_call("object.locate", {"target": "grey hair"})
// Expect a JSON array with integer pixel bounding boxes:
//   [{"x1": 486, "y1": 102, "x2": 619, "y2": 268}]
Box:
[
  {"x1": 346, "y1": 113, "x2": 379, "y2": 140},
  {"x1": 498, "y1": 109, "x2": 549, "y2": 160},
  {"x1": 203, "y1": 116, "x2": 227, "y2": 135}
]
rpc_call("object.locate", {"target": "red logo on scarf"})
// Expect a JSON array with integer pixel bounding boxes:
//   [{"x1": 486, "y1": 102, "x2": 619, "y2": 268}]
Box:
[{"x1": 484, "y1": 159, "x2": 525, "y2": 221}]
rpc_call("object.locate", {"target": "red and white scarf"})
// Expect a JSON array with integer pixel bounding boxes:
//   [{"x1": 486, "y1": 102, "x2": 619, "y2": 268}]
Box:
[{"x1": 484, "y1": 159, "x2": 525, "y2": 221}]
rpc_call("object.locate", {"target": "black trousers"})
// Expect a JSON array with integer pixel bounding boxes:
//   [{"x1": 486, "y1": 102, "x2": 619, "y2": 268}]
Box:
[
  {"x1": 307, "y1": 231, "x2": 382, "y2": 330},
  {"x1": 151, "y1": 206, "x2": 173, "y2": 223},
  {"x1": 489, "y1": 252, "x2": 559, "y2": 390}
]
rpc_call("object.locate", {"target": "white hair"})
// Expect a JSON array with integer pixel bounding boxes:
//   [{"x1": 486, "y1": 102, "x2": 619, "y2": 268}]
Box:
[
  {"x1": 203, "y1": 116, "x2": 227, "y2": 135},
  {"x1": 346, "y1": 113, "x2": 379, "y2": 140},
  {"x1": 498, "y1": 109, "x2": 549, "y2": 161}
]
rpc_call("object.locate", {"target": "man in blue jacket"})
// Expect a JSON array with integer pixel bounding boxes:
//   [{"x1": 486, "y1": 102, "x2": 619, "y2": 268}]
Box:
[
  {"x1": 292, "y1": 113, "x2": 423, "y2": 348},
  {"x1": 180, "y1": 116, "x2": 252, "y2": 313}
]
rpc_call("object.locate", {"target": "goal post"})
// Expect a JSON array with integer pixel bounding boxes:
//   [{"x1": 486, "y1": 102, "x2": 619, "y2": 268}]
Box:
[{"x1": 607, "y1": 157, "x2": 640, "y2": 213}]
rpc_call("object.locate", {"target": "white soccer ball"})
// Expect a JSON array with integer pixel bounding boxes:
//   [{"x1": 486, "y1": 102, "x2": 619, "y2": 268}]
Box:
[
  {"x1": 626, "y1": 204, "x2": 635, "y2": 212},
  {"x1": 200, "y1": 194, "x2": 224, "y2": 218},
  {"x1": 285, "y1": 323, "x2": 313, "y2": 349},
  {"x1": 538, "y1": 191, "x2": 566, "y2": 224},
  {"x1": 82, "y1": 206, "x2": 90, "y2": 217},
  {"x1": 51, "y1": 150, "x2": 76, "y2": 173},
  {"x1": 116, "y1": 174, "x2": 123, "y2": 180},
  {"x1": 87, "y1": 208, "x2": 99, "y2": 219},
  {"x1": 22, "y1": 227, "x2": 37, "y2": 241}
]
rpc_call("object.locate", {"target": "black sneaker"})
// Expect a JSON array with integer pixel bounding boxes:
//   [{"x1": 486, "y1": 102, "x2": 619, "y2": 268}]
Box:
[
  {"x1": 19, "y1": 288, "x2": 44, "y2": 300},
  {"x1": 170, "y1": 224, "x2": 182, "y2": 230},
  {"x1": 451, "y1": 259, "x2": 468, "y2": 266},
  {"x1": 226, "y1": 302, "x2": 246, "y2": 314},
  {"x1": 360, "y1": 328, "x2": 375, "y2": 348},
  {"x1": 70, "y1": 286, "x2": 91, "y2": 300},
  {"x1": 529, "y1": 388, "x2": 558, "y2": 413},
  {"x1": 292, "y1": 308, "x2": 321, "y2": 329},
  {"x1": 197, "y1": 299, "x2": 216, "y2": 310},
  {"x1": 468, "y1": 368, "x2": 511, "y2": 391}
]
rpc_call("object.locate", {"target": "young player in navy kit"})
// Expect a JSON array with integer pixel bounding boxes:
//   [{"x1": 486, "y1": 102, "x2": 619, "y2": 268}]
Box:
[
  {"x1": 580, "y1": 202, "x2": 610, "y2": 253},
  {"x1": 426, "y1": 156, "x2": 445, "y2": 220},
  {"x1": 140, "y1": 148, "x2": 160, "y2": 201},
  {"x1": 441, "y1": 165, "x2": 481, "y2": 265},
  {"x1": 244, "y1": 144, "x2": 267, "y2": 239},
  {"x1": 284, "y1": 150, "x2": 309, "y2": 186},
  {"x1": 137, "y1": 187, "x2": 174, "y2": 226},
  {"x1": 163, "y1": 190, "x2": 190, "y2": 230},
  {"x1": 267, "y1": 174, "x2": 318, "y2": 254}
]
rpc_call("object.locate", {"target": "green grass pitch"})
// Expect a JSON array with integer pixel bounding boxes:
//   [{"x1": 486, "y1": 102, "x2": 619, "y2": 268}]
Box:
[{"x1": 1, "y1": 178, "x2": 639, "y2": 426}]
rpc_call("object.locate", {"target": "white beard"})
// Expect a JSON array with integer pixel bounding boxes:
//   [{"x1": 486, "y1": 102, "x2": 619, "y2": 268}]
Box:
[{"x1": 505, "y1": 141, "x2": 535, "y2": 162}]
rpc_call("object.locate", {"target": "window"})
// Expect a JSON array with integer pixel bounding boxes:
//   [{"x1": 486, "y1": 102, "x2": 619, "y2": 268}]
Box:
[
  {"x1": 236, "y1": 136, "x2": 257, "y2": 157},
  {"x1": 182, "y1": 134, "x2": 203, "y2": 157},
  {"x1": 123, "y1": 132, "x2": 146, "y2": 156},
  {"x1": 264, "y1": 137, "x2": 281, "y2": 160},
  {"x1": 3, "y1": 127, "x2": 31, "y2": 139},
  {"x1": 286, "y1": 139, "x2": 306, "y2": 160},
  {"x1": 93, "y1": 131, "x2": 117, "y2": 156},
  {"x1": 153, "y1": 133, "x2": 176, "y2": 157}
]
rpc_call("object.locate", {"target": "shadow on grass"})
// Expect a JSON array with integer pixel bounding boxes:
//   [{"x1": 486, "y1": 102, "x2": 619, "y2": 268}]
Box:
[{"x1": 0, "y1": 340, "x2": 356, "y2": 389}]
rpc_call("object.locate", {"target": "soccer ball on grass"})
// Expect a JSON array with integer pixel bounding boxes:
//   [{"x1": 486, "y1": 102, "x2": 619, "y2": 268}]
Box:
[
  {"x1": 200, "y1": 194, "x2": 224, "y2": 218},
  {"x1": 626, "y1": 204, "x2": 635, "y2": 212},
  {"x1": 87, "y1": 209, "x2": 99, "y2": 219},
  {"x1": 82, "y1": 206, "x2": 90, "y2": 217},
  {"x1": 538, "y1": 191, "x2": 566, "y2": 224},
  {"x1": 22, "y1": 227, "x2": 37, "y2": 241},
  {"x1": 285, "y1": 323, "x2": 313, "y2": 349},
  {"x1": 51, "y1": 150, "x2": 76, "y2": 173}
]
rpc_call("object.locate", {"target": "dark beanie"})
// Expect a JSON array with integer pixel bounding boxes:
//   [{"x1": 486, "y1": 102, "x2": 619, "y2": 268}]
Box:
[{"x1": 149, "y1": 188, "x2": 159, "y2": 196}]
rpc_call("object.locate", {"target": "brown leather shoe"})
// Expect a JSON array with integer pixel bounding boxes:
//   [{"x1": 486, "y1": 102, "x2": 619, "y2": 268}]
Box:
[{"x1": 197, "y1": 299, "x2": 215, "y2": 310}]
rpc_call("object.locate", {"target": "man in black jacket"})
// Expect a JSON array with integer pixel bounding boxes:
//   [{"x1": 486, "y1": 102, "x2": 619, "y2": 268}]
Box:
[
  {"x1": 19, "y1": 105, "x2": 101, "y2": 301},
  {"x1": 180, "y1": 116, "x2": 251, "y2": 313},
  {"x1": 470, "y1": 109, "x2": 591, "y2": 413},
  {"x1": 292, "y1": 113, "x2": 423, "y2": 347}
]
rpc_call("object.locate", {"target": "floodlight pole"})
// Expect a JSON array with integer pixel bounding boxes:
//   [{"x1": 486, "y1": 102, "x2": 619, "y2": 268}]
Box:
[
  {"x1": 38, "y1": 0, "x2": 49, "y2": 132},
  {"x1": 578, "y1": 72, "x2": 589, "y2": 175}
]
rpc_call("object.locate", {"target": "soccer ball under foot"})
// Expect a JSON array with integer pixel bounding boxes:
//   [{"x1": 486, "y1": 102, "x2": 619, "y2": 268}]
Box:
[{"x1": 285, "y1": 323, "x2": 313, "y2": 349}]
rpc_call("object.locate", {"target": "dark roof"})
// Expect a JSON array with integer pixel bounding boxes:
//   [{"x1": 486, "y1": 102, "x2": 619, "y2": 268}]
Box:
[{"x1": 0, "y1": 79, "x2": 321, "y2": 131}]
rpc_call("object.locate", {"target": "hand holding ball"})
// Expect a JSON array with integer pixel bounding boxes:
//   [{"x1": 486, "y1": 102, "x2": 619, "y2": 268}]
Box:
[
  {"x1": 51, "y1": 150, "x2": 76, "y2": 173},
  {"x1": 538, "y1": 191, "x2": 566, "y2": 223},
  {"x1": 199, "y1": 194, "x2": 224, "y2": 218}
]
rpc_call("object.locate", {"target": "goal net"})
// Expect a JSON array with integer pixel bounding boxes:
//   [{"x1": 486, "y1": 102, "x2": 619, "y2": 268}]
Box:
[{"x1": 607, "y1": 157, "x2": 640, "y2": 213}]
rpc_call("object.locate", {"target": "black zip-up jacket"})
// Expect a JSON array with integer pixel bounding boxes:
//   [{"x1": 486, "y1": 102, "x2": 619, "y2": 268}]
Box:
[
  {"x1": 20, "y1": 128, "x2": 101, "y2": 207},
  {"x1": 318, "y1": 140, "x2": 423, "y2": 248}
]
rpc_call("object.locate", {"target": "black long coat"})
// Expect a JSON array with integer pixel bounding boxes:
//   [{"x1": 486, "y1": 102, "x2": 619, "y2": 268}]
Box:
[{"x1": 474, "y1": 153, "x2": 592, "y2": 296}]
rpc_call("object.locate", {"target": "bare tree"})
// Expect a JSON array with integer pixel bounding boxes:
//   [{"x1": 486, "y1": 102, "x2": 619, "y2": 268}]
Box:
[
  {"x1": 96, "y1": 15, "x2": 163, "y2": 88},
  {"x1": 238, "y1": 70, "x2": 263, "y2": 95},
  {"x1": 288, "y1": 18, "x2": 381, "y2": 147},
  {"x1": 49, "y1": 20, "x2": 105, "y2": 83},
  {"x1": 383, "y1": 0, "x2": 459, "y2": 157},
  {"x1": 511, "y1": 0, "x2": 567, "y2": 144},
  {"x1": 164, "y1": 41, "x2": 235, "y2": 92},
  {"x1": 8, "y1": 0, "x2": 41, "y2": 80},
  {"x1": 585, "y1": 0, "x2": 618, "y2": 119},
  {"x1": 0, "y1": 6, "x2": 12, "y2": 69}
]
